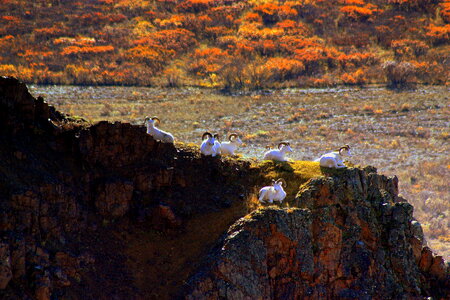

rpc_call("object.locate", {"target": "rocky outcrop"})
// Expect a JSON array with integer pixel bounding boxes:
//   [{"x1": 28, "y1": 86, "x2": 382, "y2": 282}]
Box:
[
  {"x1": 0, "y1": 77, "x2": 448, "y2": 299},
  {"x1": 185, "y1": 167, "x2": 449, "y2": 299}
]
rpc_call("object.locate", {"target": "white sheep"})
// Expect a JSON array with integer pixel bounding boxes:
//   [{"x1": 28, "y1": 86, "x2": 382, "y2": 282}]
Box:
[
  {"x1": 144, "y1": 116, "x2": 174, "y2": 143},
  {"x1": 263, "y1": 142, "x2": 293, "y2": 162},
  {"x1": 318, "y1": 145, "x2": 352, "y2": 168},
  {"x1": 258, "y1": 178, "x2": 287, "y2": 204},
  {"x1": 200, "y1": 132, "x2": 220, "y2": 157},
  {"x1": 220, "y1": 133, "x2": 243, "y2": 156}
]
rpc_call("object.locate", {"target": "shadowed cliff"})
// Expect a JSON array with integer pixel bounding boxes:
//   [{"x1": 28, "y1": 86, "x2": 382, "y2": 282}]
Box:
[{"x1": 0, "y1": 77, "x2": 448, "y2": 299}]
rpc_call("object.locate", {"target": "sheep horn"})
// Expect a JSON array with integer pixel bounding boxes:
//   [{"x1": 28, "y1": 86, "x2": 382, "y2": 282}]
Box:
[
  {"x1": 213, "y1": 133, "x2": 220, "y2": 141},
  {"x1": 278, "y1": 142, "x2": 288, "y2": 150},
  {"x1": 151, "y1": 116, "x2": 160, "y2": 125},
  {"x1": 228, "y1": 133, "x2": 238, "y2": 141},
  {"x1": 202, "y1": 132, "x2": 213, "y2": 140},
  {"x1": 276, "y1": 178, "x2": 287, "y2": 187},
  {"x1": 144, "y1": 116, "x2": 150, "y2": 124},
  {"x1": 339, "y1": 144, "x2": 350, "y2": 152}
]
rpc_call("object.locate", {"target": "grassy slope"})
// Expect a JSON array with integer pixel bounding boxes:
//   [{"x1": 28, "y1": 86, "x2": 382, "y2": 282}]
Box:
[{"x1": 0, "y1": 0, "x2": 449, "y2": 87}]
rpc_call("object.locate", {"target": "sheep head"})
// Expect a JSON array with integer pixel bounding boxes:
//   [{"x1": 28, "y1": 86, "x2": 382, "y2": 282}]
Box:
[
  {"x1": 144, "y1": 116, "x2": 160, "y2": 126},
  {"x1": 339, "y1": 144, "x2": 352, "y2": 156},
  {"x1": 275, "y1": 178, "x2": 287, "y2": 188},
  {"x1": 273, "y1": 178, "x2": 287, "y2": 192},
  {"x1": 202, "y1": 132, "x2": 215, "y2": 145},
  {"x1": 278, "y1": 142, "x2": 292, "y2": 152},
  {"x1": 228, "y1": 133, "x2": 242, "y2": 144}
]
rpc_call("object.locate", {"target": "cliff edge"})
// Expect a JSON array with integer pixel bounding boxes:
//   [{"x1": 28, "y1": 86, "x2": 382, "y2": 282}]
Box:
[{"x1": 0, "y1": 77, "x2": 448, "y2": 299}]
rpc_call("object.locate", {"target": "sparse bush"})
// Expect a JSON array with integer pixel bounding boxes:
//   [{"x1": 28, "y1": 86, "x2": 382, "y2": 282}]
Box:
[{"x1": 382, "y1": 60, "x2": 418, "y2": 89}]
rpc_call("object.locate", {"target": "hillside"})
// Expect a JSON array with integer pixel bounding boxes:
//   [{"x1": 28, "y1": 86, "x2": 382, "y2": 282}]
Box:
[
  {"x1": 0, "y1": 0, "x2": 449, "y2": 88},
  {"x1": 0, "y1": 76, "x2": 449, "y2": 299}
]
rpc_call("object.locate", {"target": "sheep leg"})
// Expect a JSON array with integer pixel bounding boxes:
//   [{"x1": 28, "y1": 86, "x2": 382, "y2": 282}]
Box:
[{"x1": 258, "y1": 191, "x2": 267, "y2": 203}]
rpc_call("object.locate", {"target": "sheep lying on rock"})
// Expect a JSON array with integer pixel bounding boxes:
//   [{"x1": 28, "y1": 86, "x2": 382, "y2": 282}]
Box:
[
  {"x1": 259, "y1": 179, "x2": 287, "y2": 204},
  {"x1": 318, "y1": 145, "x2": 352, "y2": 168},
  {"x1": 220, "y1": 133, "x2": 243, "y2": 156},
  {"x1": 200, "y1": 132, "x2": 220, "y2": 157},
  {"x1": 263, "y1": 142, "x2": 292, "y2": 162}
]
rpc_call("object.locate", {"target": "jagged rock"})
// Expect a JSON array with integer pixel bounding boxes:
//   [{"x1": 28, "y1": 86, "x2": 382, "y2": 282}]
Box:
[
  {"x1": 0, "y1": 242, "x2": 12, "y2": 289},
  {"x1": 95, "y1": 179, "x2": 134, "y2": 218},
  {"x1": 151, "y1": 204, "x2": 182, "y2": 230},
  {"x1": 186, "y1": 208, "x2": 314, "y2": 299}
]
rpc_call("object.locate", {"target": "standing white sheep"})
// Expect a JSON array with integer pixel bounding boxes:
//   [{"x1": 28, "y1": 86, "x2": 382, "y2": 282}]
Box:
[
  {"x1": 258, "y1": 178, "x2": 287, "y2": 204},
  {"x1": 318, "y1": 145, "x2": 352, "y2": 168},
  {"x1": 200, "y1": 132, "x2": 220, "y2": 157},
  {"x1": 220, "y1": 133, "x2": 243, "y2": 156},
  {"x1": 144, "y1": 116, "x2": 174, "y2": 143},
  {"x1": 263, "y1": 142, "x2": 293, "y2": 161}
]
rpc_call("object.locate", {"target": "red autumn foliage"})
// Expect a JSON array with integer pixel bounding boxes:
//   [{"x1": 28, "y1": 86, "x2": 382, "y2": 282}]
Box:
[{"x1": 0, "y1": 0, "x2": 447, "y2": 87}]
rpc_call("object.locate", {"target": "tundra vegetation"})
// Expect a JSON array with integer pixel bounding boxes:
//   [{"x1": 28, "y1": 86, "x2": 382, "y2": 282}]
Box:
[
  {"x1": 29, "y1": 84, "x2": 450, "y2": 260},
  {"x1": 0, "y1": 0, "x2": 449, "y2": 88}
]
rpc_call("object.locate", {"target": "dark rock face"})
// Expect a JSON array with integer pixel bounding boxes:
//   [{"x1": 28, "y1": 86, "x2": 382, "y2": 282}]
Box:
[
  {"x1": 0, "y1": 77, "x2": 448, "y2": 299},
  {"x1": 0, "y1": 77, "x2": 253, "y2": 299}
]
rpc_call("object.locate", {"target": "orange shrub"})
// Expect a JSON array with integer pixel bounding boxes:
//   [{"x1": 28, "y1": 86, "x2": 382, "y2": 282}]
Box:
[
  {"x1": 53, "y1": 37, "x2": 96, "y2": 47},
  {"x1": 263, "y1": 57, "x2": 305, "y2": 81},
  {"x1": 244, "y1": 12, "x2": 262, "y2": 23},
  {"x1": 238, "y1": 23, "x2": 284, "y2": 40},
  {"x1": 339, "y1": 0, "x2": 366, "y2": 4},
  {"x1": 188, "y1": 47, "x2": 231, "y2": 76},
  {"x1": 294, "y1": 46, "x2": 341, "y2": 73},
  {"x1": 340, "y1": 5, "x2": 373, "y2": 21},
  {"x1": 338, "y1": 53, "x2": 378, "y2": 69},
  {"x1": 391, "y1": 39, "x2": 429, "y2": 58},
  {"x1": 340, "y1": 68, "x2": 367, "y2": 85},
  {"x1": 1, "y1": 15, "x2": 21, "y2": 23},
  {"x1": 156, "y1": 15, "x2": 186, "y2": 28},
  {"x1": 34, "y1": 24, "x2": 68, "y2": 37},
  {"x1": 425, "y1": 24, "x2": 450, "y2": 45},
  {"x1": 234, "y1": 40, "x2": 257, "y2": 57},
  {"x1": 216, "y1": 35, "x2": 240, "y2": 49},
  {"x1": 253, "y1": 3, "x2": 298, "y2": 24},
  {"x1": 440, "y1": 1, "x2": 450, "y2": 23},
  {"x1": 61, "y1": 45, "x2": 114, "y2": 56},
  {"x1": 125, "y1": 45, "x2": 166, "y2": 70},
  {"x1": 255, "y1": 39, "x2": 277, "y2": 56},
  {"x1": 275, "y1": 20, "x2": 310, "y2": 35},
  {"x1": 177, "y1": 0, "x2": 216, "y2": 13},
  {"x1": 204, "y1": 26, "x2": 232, "y2": 39},
  {"x1": 134, "y1": 29, "x2": 196, "y2": 53},
  {"x1": 279, "y1": 36, "x2": 323, "y2": 54},
  {"x1": 18, "y1": 50, "x2": 53, "y2": 59},
  {"x1": 77, "y1": 12, "x2": 127, "y2": 25},
  {"x1": 0, "y1": 64, "x2": 17, "y2": 76}
]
